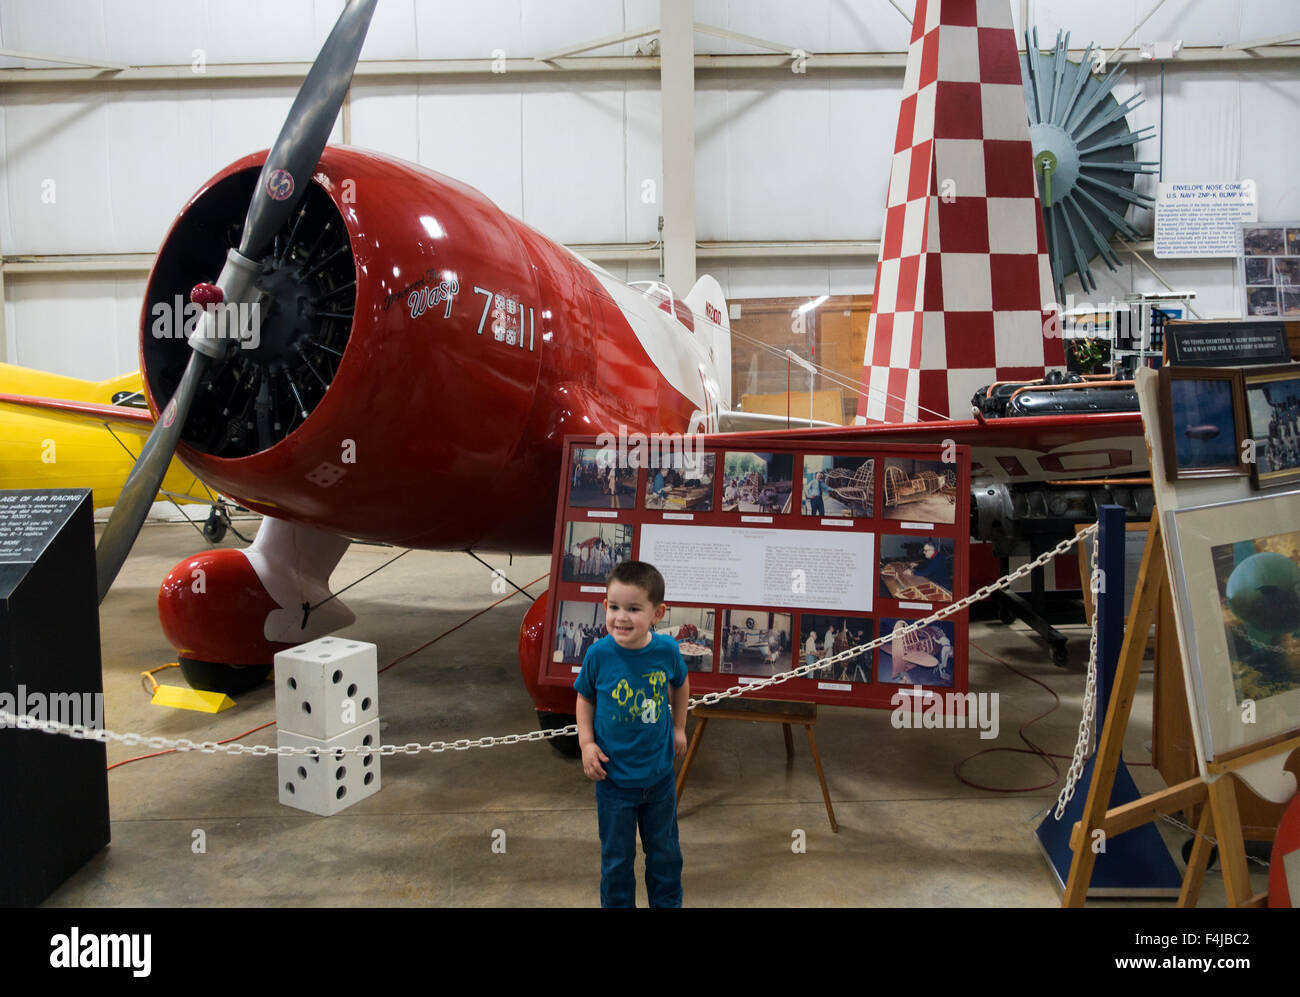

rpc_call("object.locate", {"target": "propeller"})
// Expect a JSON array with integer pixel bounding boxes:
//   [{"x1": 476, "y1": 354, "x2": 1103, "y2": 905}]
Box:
[{"x1": 95, "y1": 0, "x2": 377, "y2": 603}]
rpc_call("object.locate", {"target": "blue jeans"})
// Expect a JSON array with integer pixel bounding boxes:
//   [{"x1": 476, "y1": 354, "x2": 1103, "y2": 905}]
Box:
[{"x1": 595, "y1": 771, "x2": 682, "y2": 907}]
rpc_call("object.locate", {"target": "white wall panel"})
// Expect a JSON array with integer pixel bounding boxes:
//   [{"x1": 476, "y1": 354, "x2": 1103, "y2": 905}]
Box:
[
  {"x1": 828, "y1": 77, "x2": 898, "y2": 239},
  {"x1": 521, "y1": 0, "x2": 628, "y2": 57},
  {"x1": 348, "y1": 85, "x2": 420, "y2": 164},
  {"x1": 106, "y1": 89, "x2": 216, "y2": 252},
  {"x1": 1239, "y1": 0, "x2": 1300, "y2": 40},
  {"x1": 623, "y1": 83, "x2": 662, "y2": 243},
  {"x1": 1239, "y1": 67, "x2": 1300, "y2": 221},
  {"x1": 1030, "y1": 0, "x2": 1139, "y2": 50},
  {"x1": 3, "y1": 89, "x2": 114, "y2": 254},
  {"x1": 522, "y1": 84, "x2": 628, "y2": 243},
  {"x1": 0, "y1": 0, "x2": 110, "y2": 69},
  {"x1": 412, "y1": 85, "x2": 524, "y2": 218},
  {"x1": 8, "y1": 275, "x2": 146, "y2": 378},
  {"x1": 414, "y1": 0, "x2": 524, "y2": 60}
]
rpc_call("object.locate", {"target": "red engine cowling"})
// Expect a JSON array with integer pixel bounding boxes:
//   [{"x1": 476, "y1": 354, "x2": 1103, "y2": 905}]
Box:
[{"x1": 140, "y1": 147, "x2": 627, "y2": 553}]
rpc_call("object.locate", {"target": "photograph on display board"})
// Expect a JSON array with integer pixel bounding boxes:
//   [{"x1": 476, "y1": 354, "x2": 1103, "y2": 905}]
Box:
[
  {"x1": 568, "y1": 447, "x2": 637, "y2": 509},
  {"x1": 644, "y1": 452, "x2": 716, "y2": 512},
  {"x1": 719, "y1": 608, "x2": 792, "y2": 677},
  {"x1": 1288, "y1": 229, "x2": 1300, "y2": 256},
  {"x1": 877, "y1": 619, "x2": 955, "y2": 687},
  {"x1": 1282, "y1": 287, "x2": 1300, "y2": 317},
  {"x1": 1211, "y1": 529, "x2": 1300, "y2": 706},
  {"x1": 880, "y1": 458, "x2": 957, "y2": 524},
  {"x1": 799, "y1": 613, "x2": 872, "y2": 683},
  {"x1": 801, "y1": 455, "x2": 874, "y2": 518},
  {"x1": 560, "y1": 521, "x2": 634, "y2": 584},
  {"x1": 1157, "y1": 367, "x2": 1250, "y2": 480},
  {"x1": 1275, "y1": 258, "x2": 1300, "y2": 285},
  {"x1": 1245, "y1": 257, "x2": 1275, "y2": 285},
  {"x1": 721, "y1": 452, "x2": 794, "y2": 514},
  {"x1": 1248, "y1": 286, "x2": 1281, "y2": 317},
  {"x1": 1244, "y1": 227, "x2": 1285, "y2": 255},
  {"x1": 553, "y1": 601, "x2": 607, "y2": 665},
  {"x1": 1244, "y1": 366, "x2": 1300, "y2": 489},
  {"x1": 655, "y1": 605, "x2": 715, "y2": 673},
  {"x1": 879, "y1": 535, "x2": 954, "y2": 603}
]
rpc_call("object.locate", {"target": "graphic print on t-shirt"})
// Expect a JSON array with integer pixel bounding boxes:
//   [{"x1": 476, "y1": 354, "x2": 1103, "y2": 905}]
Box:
[{"x1": 610, "y1": 670, "x2": 667, "y2": 725}]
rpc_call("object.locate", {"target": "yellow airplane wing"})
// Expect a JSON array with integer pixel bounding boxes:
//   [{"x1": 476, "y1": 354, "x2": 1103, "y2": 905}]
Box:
[{"x1": 0, "y1": 362, "x2": 217, "y2": 509}]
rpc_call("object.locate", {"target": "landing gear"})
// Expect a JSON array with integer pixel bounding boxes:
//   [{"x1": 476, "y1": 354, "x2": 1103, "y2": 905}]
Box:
[
  {"x1": 202, "y1": 503, "x2": 230, "y2": 543},
  {"x1": 538, "y1": 711, "x2": 581, "y2": 757},
  {"x1": 179, "y1": 657, "x2": 272, "y2": 695}
]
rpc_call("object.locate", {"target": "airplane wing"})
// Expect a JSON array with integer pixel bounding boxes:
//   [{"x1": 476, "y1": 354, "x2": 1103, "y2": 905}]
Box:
[
  {"x1": 0, "y1": 391, "x2": 154, "y2": 433},
  {"x1": 0, "y1": 390, "x2": 219, "y2": 507}
]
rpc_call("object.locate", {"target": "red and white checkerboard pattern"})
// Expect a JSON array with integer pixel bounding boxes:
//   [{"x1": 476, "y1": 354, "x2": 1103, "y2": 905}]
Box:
[{"x1": 856, "y1": 0, "x2": 1064, "y2": 425}]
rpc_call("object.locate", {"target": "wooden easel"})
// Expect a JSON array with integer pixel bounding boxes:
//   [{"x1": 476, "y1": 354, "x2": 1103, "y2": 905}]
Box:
[
  {"x1": 676, "y1": 698, "x2": 838, "y2": 832},
  {"x1": 1062, "y1": 512, "x2": 1300, "y2": 907}
]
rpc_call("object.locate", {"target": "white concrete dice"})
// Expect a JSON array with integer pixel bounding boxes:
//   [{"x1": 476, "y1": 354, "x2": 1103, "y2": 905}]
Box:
[
  {"x1": 274, "y1": 637, "x2": 381, "y2": 816},
  {"x1": 277, "y1": 718, "x2": 381, "y2": 817},
  {"x1": 274, "y1": 636, "x2": 378, "y2": 741}
]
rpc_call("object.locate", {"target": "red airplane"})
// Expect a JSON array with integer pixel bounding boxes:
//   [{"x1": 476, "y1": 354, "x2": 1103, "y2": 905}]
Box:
[{"x1": 7, "y1": 1, "x2": 1147, "y2": 723}]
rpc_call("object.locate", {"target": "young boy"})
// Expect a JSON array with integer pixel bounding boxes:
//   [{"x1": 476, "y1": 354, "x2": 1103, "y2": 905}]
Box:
[{"x1": 574, "y1": 560, "x2": 689, "y2": 907}]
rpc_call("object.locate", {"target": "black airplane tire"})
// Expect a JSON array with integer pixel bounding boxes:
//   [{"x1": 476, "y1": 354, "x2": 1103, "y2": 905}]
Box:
[
  {"x1": 539, "y1": 711, "x2": 581, "y2": 757},
  {"x1": 179, "y1": 657, "x2": 272, "y2": 695}
]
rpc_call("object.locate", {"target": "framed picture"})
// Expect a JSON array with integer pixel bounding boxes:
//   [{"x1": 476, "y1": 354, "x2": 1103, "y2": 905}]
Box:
[
  {"x1": 1242, "y1": 364, "x2": 1300, "y2": 490},
  {"x1": 1165, "y1": 492, "x2": 1300, "y2": 762},
  {"x1": 1157, "y1": 366, "x2": 1250, "y2": 481}
]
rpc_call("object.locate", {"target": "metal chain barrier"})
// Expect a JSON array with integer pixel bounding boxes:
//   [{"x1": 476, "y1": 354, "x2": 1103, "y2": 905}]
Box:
[
  {"x1": 0, "y1": 525, "x2": 1098, "y2": 761},
  {"x1": 1159, "y1": 812, "x2": 1272, "y2": 870},
  {"x1": 1053, "y1": 531, "x2": 1102, "y2": 819}
]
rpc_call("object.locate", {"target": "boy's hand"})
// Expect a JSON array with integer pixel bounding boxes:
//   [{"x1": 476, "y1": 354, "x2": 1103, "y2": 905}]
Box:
[
  {"x1": 674, "y1": 727, "x2": 688, "y2": 758},
  {"x1": 581, "y1": 742, "x2": 609, "y2": 780}
]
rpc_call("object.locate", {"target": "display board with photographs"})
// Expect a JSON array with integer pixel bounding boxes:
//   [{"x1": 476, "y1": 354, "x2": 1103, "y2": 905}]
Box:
[
  {"x1": 1240, "y1": 221, "x2": 1300, "y2": 318},
  {"x1": 1166, "y1": 491, "x2": 1300, "y2": 761},
  {"x1": 539, "y1": 436, "x2": 971, "y2": 710}
]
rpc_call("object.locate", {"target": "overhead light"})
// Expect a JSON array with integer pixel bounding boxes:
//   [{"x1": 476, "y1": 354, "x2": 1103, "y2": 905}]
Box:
[
  {"x1": 796, "y1": 295, "x2": 828, "y2": 314},
  {"x1": 1139, "y1": 40, "x2": 1182, "y2": 59}
]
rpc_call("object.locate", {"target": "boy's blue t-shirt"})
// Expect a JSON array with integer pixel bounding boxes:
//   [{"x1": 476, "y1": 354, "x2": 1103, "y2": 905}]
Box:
[{"x1": 574, "y1": 632, "x2": 688, "y2": 788}]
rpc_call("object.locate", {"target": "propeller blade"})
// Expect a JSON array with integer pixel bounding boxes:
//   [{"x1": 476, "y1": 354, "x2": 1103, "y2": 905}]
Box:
[
  {"x1": 95, "y1": 349, "x2": 210, "y2": 603},
  {"x1": 95, "y1": 1, "x2": 377, "y2": 602},
  {"x1": 239, "y1": 0, "x2": 377, "y2": 260}
]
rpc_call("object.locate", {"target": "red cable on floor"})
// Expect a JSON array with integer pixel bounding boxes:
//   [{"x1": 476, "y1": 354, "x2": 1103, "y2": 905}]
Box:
[
  {"x1": 108, "y1": 571, "x2": 550, "y2": 771},
  {"x1": 952, "y1": 641, "x2": 1063, "y2": 793},
  {"x1": 106, "y1": 720, "x2": 276, "y2": 771},
  {"x1": 954, "y1": 639, "x2": 1152, "y2": 794}
]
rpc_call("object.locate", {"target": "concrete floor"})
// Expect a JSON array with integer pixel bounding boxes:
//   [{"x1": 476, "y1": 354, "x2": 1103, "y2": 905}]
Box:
[{"x1": 42, "y1": 519, "x2": 1267, "y2": 907}]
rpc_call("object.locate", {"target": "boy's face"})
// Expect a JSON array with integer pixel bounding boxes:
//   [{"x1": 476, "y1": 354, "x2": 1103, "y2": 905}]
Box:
[{"x1": 604, "y1": 580, "x2": 666, "y2": 650}]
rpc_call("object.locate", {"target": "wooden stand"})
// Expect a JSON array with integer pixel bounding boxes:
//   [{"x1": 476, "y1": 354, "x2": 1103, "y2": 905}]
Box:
[
  {"x1": 677, "y1": 698, "x2": 838, "y2": 832},
  {"x1": 1061, "y1": 514, "x2": 1300, "y2": 907}
]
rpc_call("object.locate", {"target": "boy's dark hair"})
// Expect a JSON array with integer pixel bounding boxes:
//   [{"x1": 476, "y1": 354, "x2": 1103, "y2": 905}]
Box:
[{"x1": 607, "y1": 560, "x2": 666, "y2": 605}]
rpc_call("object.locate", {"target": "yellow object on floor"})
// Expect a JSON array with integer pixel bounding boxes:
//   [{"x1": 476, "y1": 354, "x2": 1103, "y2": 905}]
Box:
[{"x1": 150, "y1": 685, "x2": 235, "y2": 714}]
